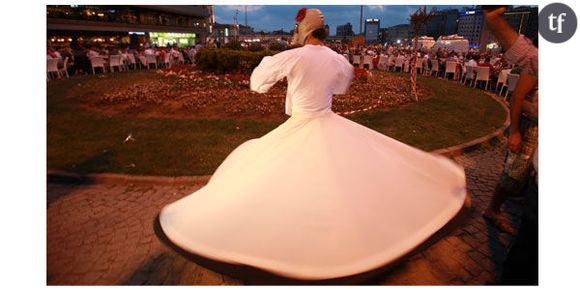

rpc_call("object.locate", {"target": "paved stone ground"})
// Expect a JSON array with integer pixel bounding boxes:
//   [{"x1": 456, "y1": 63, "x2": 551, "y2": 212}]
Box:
[{"x1": 47, "y1": 143, "x2": 524, "y2": 285}]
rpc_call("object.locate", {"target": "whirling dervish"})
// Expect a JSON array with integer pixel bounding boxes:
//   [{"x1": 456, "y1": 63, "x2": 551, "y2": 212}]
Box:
[{"x1": 158, "y1": 8, "x2": 467, "y2": 281}]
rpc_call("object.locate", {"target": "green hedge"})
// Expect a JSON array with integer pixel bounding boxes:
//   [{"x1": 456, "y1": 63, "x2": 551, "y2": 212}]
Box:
[
  {"x1": 194, "y1": 48, "x2": 277, "y2": 74},
  {"x1": 223, "y1": 40, "x2": 242, "y2": 50},
  {"x1": 268, "y1": 42, "x2": 287, "y2": 51},
  {"x1": 248, "y1": 43, "x2": 265, "y2": 52}
]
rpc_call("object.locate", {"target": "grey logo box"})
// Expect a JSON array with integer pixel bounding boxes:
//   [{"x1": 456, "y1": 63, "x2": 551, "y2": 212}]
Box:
[{"x1": 539, "y1": 2, "x2": 577, "y2": 43}]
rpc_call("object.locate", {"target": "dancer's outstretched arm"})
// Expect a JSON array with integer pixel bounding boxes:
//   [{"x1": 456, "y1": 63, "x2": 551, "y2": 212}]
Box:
[
  {"x1": 482, "y1": 6, "x2": 519, "y2": 51},
  {"x1": 250, "y1": 51, "x2": 295, "y2": 93}
]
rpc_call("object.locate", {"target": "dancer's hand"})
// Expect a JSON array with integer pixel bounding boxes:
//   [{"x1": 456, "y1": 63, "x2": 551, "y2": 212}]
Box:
[{"x1": 508, "y1": 131, "x2": 522, "y2": 153}]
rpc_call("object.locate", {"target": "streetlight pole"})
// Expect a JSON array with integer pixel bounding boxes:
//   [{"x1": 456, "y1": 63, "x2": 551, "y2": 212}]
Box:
[
  {"x1": 234, "y1": 9, "x2": 239, "y2": 42},
  {"x1": 359, "y1": 5, "x2": 363, "y2": 35}
]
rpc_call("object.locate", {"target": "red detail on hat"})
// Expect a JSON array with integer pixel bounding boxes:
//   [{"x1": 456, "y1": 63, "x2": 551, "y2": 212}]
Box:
[{"x1": 295, "y1": 8, "x2": 307, "y2": 22}]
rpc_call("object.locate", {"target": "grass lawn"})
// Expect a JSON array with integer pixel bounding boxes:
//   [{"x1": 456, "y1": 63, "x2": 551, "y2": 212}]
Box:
[
  {"x1": 349, "y1": 75, "x2": 506, "y2": 151},
  {"x1": 48, "y1": 71, "x2": 505, "y2": 176}
]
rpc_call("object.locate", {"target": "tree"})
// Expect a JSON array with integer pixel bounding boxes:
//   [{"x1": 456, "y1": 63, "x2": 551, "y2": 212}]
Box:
[{"x1": 409, "y1": 6, "x2": 436, "y2": 101}]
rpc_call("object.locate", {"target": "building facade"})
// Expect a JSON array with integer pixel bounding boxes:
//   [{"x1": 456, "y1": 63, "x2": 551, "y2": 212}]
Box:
[
  {"x1": 364, "y1": 18, "x2": 380, "y2": 43},
  {"x1": 47, "y1": 5, "x2": 212, "y2": 48},
  {"x1": 213, "y1": 23, "x2": 254, "y2": 44},
  {"x1": 457, "y1": 9, "x2": 484, "y2": 48},
  {"x1": 458, "y1": 6, "x2": 538, "y2": 50},
  {"x1": 380, "y1": 24, "x2": 412, "y2": 45},
  {"x1": 480, "y1": 6, "x2": 539, "y2": 49},
  {"x1": 424, "y1": 9, "x2": 459, "y2": 39},
  {"x1": 336, "y1": 22, "x2": 354, "y2": 37}
]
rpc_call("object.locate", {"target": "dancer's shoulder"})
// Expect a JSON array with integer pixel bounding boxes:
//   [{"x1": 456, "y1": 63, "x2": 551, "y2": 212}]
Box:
[
  {"x1": 269, "y1": 46, "x2": 303, "y2": 61},
  {"x1": 329, "y1": 49, "x2": 352, "y2": 67}
]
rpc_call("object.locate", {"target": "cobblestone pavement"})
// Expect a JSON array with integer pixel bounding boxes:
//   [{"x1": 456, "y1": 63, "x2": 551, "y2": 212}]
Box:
[{"x1": 47, "y1": 143, "x2": 524, "y2": 285}]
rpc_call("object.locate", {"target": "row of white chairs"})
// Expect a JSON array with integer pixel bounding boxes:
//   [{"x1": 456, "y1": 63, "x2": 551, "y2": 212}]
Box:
[
  {"x1": 355, "y1": 55, "x2": 427, "y2": 74},
  {"x1": 460, "y1": 65, "x2": 491, "y2": 89},
  {"x1": 48, "y1": 52, "x2": 192, "y2": 80},
  {"x1": 347, "y1": 55, "x2": 520, "y2": 99},
  {"x1": 443, "y1": 63, "x2": 519, "y2": 98},
  {"x1": 51, "y1": 52, "x2": 520, "y2": 100},
  {"x1": 89, "y1": 53, "x2": 186, "y2": 74},
  {"x1": 351, "y1": 55, "x2": 375, "y2": 70}
]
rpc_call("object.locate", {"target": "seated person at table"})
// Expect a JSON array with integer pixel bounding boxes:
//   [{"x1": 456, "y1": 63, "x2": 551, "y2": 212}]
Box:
[
  {"x1": 466, "y1": 54, "x2": 478, "y2": 67},
  {"x1": 86, "y1": 47, "x2": 100, "y2": 58},
  {"x1": 478, "y1": 56, "x2": 495, "y2": 72}
]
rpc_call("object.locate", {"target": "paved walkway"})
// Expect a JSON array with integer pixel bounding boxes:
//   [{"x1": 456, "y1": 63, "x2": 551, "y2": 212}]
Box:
[{"x1": 47, "y1": 143, "x2": 523, "y2": 285}]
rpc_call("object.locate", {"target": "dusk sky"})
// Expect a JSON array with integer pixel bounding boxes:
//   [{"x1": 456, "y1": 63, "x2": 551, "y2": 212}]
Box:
[{"x1": 214, "y1": 5, "x2": 472, "y2": 34}]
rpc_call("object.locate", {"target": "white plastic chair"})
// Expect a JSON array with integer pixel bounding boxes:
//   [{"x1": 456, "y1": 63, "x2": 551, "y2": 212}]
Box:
[
  {"x1": 162, "y1": 53, "x2": 171, "y2": 68},
  {"x1": 47, "y1": 58, "x2": 61, "y2": 80},
  {"x1": 138, "y1": 55, "x2": 147, "y2": 69},
  {"x1": 462, "y1": 66, "x2": 476, "y2": 86},
  {"x1": 394, "y1": 57, "x2": 405, "y2": 72},
  {"x1": 126, "y1": 53, "x2": 138, "y2": 69},
  {"x1": 474, "y1": 66, "x2": 491, "y2": 90},
  {"x1": 352, "y1": 55, "x2": 362, "y2": 68},
  {"x1": 146, "y1": 54, "x2": 158, "y2": 69},
  {"x1": 504, "y1": 73, "x2": 520, "y2": 99},
  {"x1": 109, "y1": 55, "x2": 123, "y2": 72},
  {"x1": 430, "y1": 59, "x2": 440, "y2": 77},
  {"x1": 415, "y1": 58, "x2": 423, "y2": 74},
  {"x1": 377, "y1": 55, "x2": 388, "y2": 71},
  {"x1": 422, "y1": 58, "x2": 430, "y2": 75},
  {"x1": 59, "y1": 57, "x2": 69, "y2": 78},
  {"x1": 444, "y1": 61, "x2": 458, "y2": 80},
  {"x1": 363, "y1": 55, "x2": 373, "y2": 70},
  {"x1": 89, "y1": 56, "x2": 107, "y2": 74},
  {"x1": 120, "y1": 54, "x2": 129, "y2": 70},
  {"x1": 497, "y1": 69, "x2": 511, "y2": 95},
  {"x1": 386, "y1": 56, "x2": 395, "y2": 71}
]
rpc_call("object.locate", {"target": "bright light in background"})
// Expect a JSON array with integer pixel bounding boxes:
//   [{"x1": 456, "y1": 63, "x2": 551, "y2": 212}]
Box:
[{"x1": 486, "y1": 42, "x2": 499, "y2": 49}]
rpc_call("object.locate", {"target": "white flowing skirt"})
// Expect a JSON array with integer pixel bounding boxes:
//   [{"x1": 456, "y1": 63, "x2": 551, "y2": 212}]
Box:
[{"x1": 159, "y1": 111, "x2": 466, "y2": 280}]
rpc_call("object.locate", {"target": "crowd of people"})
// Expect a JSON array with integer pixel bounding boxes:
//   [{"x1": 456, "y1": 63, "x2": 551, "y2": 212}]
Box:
[
  {"x1": 326, "y1": 42, "x2": 519, "y2": 93},
  {"x1": 47, "y1": 43, "x2": 201, "y2": 77},
  {"x1": 48, "y1": 39, "x2": 524, "y2": 95}
]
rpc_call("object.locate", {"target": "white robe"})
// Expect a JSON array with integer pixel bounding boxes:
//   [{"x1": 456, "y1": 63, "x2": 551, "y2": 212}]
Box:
[
  {"x1": 159, "y1": 44, "x2": 467, "y2": 280},
  {"x1": 250, "y1": 45, "x2": 352, "y2": 116}
]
